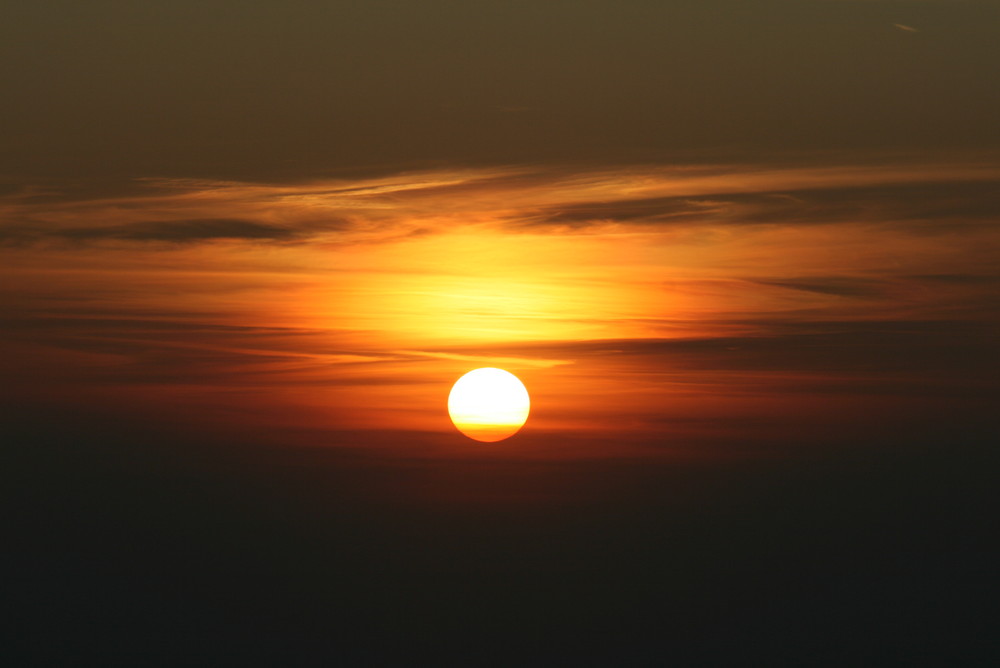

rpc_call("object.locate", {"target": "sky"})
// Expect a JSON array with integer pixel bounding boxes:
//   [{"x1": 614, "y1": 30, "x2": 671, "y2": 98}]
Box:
[{"x1": 3, "y1": 1, "x2": 999, "y2": 665}]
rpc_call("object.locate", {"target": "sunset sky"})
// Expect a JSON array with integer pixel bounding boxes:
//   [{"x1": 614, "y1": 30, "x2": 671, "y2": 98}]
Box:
[{"x1": 4, "y1": 2, "x2": 998, "y2": 665}]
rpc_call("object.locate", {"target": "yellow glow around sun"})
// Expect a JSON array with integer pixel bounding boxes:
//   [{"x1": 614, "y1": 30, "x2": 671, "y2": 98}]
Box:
[{"x1": 447, "y1": 368, "x2": 530, "y2": 442}]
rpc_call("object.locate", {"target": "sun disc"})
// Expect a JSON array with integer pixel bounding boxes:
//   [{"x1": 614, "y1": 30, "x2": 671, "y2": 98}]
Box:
[{"x1": 448, "y1": 368, "x2": 530, "y2": 442}]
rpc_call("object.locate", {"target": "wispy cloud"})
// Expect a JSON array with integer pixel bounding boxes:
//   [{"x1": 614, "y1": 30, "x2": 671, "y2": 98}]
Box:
[
  {"x1": 746, "y1": 277, "x2": 891, "y2": 298},
  {"x1": 3, "y1": 156, "x2": 998, "y2": 430},
  {"x1": 2, "y1": 159, "x2": 998, "y2": 248},
  {"x1": 0, "y1": 218, "x2": 309, "y2": 245},
  {"x1": 397, "y1": 349, "x2": 571, "y2": 369}
]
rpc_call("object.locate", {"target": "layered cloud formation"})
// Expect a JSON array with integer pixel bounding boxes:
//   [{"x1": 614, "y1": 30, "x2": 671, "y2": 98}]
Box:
[{"x1": 2, "y1": 156, "x2": 998, "y2": 451}]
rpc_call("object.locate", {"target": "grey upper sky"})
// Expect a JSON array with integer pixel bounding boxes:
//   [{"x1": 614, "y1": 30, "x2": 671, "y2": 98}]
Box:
[{"x1": 2, "y1": 0, "x2": 998, "y2": 182}]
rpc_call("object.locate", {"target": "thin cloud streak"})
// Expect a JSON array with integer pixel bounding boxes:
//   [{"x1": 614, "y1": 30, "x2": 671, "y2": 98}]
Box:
[
  {"x1": 0, "y1": 218, "x2": 308, "y2": 245},
  {"x1": 2, "y1": 159, "x2": 999, "y2": 248}
]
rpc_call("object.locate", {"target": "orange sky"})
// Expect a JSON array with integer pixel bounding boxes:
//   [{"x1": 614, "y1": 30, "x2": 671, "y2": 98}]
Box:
[{"x1": 3, "y1": 157, "x2": 998, "y2": 456}]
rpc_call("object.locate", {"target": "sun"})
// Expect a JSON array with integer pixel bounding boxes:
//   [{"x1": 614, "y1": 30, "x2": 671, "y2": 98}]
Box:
[{"x1": 447, "y1": 368, "x2": 530, "y2": 442}]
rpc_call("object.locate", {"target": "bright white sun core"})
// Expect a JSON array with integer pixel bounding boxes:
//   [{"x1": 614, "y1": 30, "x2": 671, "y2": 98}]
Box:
[{"x1": 447, "y1": 368, "x2": 530, "y2": 442}]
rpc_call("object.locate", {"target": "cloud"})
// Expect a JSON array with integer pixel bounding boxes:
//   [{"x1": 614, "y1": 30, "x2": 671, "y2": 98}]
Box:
[
  {"x1": 0, "y1": 158, "x2": 1000, "y2": 260},
  {"x1": 910, "y1": 273, "x2": 1000, "y2": 285},
  {"x1": 0, "y1": 218, "x2": 322, "y2": 247},
  {"x1": 0, "y1": 313, "x2": 404, "y2": 387},
  {"x1": 525, "y1": 177, "x2": 1000, "y2": 231},
  {"x1": 3, "y1": 154, "x2": 997, "y2": 448},
  {"x1": 396, "y1": 349, "x2": 570, "y2": 369},
  {"x1": 747, "y1": 277, "x2": 890, "y2": 298},
  {"x1": 62, "y1": 219, "x2": 303, "y2": 244},
  {"x1": 2, "y1": 159, "x2": 999, "y2": 248},
  {"x1": 434, "y1": 316, "x2": 1000, "y2": 379},
  {"x1": 0, "y1": 170, "x2": 517, "y2": 248}
]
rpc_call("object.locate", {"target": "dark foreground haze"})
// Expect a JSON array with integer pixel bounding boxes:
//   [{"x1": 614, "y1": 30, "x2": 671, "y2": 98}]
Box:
[{"x1": 5, "y1": 402, "x2": 996, "y2": 666}]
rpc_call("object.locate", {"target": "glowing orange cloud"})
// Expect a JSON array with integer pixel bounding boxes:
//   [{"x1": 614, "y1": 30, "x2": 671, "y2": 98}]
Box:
[{"x1": 2, "y1": 156, "x2": 998, "y2": 446}]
